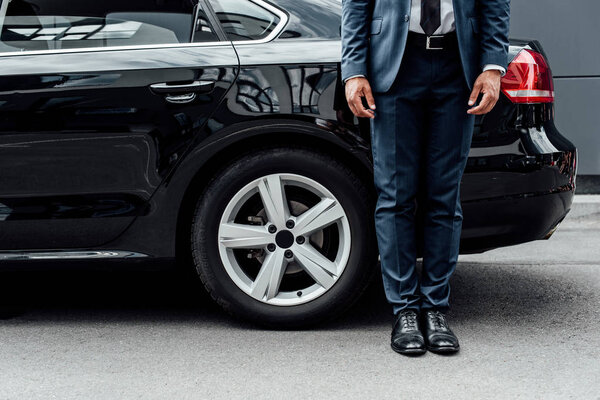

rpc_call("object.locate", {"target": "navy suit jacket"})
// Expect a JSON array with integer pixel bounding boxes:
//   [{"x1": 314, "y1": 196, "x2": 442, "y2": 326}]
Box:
[{"x1": 341, "y1": 0, "x2": 510, "y2": 93}]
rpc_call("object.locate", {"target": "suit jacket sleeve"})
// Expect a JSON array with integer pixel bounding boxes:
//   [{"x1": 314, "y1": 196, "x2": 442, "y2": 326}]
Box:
[
  {"x1": 478, "y1": 0, "x2": 511, "y2": 69},
  {"x1": 341, "y1": 0, "x2": 372, "y2": 83}
]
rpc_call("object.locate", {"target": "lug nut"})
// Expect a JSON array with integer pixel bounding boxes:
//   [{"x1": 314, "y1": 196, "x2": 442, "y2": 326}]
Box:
[
  {"x1": 284, "y1": 250, "x2": 294, "y2": 259},
  {"x1": 296, "y1": 236, "x2": 305, "y2": 244},
  {"x1": 268, "y1": 225, "x2": 277, "y2": 233},
  {"x1": 286, "y1": 220, "x2": 295, "y2": 229},
  {"x1": 267, "y1": 243, "x2": 276, "y2": 252}
]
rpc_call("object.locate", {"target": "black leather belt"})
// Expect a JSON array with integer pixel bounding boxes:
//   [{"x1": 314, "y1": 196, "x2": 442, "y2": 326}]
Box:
[{"x1": 406, "y1": 31, "x2": 458, "y2": 50}]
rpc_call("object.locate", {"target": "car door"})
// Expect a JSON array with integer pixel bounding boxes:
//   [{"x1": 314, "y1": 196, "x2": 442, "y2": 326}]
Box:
[{"x1": 0, "y1": 0, "x2": 238, "y2": 250}]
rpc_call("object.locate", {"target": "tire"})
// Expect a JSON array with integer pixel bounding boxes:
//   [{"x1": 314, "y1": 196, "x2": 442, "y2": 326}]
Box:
[{"x1": 191, "y1": 146, "x2": 377, "y2": 328}]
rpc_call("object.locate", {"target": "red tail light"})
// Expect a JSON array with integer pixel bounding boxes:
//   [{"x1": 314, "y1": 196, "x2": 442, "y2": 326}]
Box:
[{"x1": 501, "y1": 49, "x2": 555, "y2": 104}]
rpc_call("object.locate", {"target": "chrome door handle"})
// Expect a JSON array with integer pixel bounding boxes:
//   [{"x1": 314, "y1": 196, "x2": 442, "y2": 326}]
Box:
[
  {"x1": 149, "y1": 80, "x2": 215, "y2": 94},
  {"x1": 165, "y1": 93, "x2": 197, "y2": 104}
]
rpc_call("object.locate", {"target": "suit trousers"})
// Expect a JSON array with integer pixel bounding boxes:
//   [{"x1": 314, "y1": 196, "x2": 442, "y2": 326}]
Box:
[{"x1": 369, "y1": 39, "x2": 475, "y2": 315}]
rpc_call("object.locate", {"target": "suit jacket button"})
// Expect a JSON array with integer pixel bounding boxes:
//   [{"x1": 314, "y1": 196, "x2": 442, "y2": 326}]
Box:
[{"x1": 404, "y1": 15, "x2": 409, "y2": 22}]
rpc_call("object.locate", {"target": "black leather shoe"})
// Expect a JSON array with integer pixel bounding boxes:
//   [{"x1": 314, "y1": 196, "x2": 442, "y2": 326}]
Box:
[
  {"x1": 391, "y1": 309, "x2": 426, "y2": 356},
  {"x1": 422, "y1": 309, "x2": 460, "y2": 354}
]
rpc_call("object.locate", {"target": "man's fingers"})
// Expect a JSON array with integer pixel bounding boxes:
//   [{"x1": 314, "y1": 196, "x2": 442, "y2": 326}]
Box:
[
  {"x1": 480, "y1": 90, "x2": 499, "y2": 113},
  {"x1": 345, "y1": 89, "x2": 359, "y2": 117},
  {"x1": 350, "y1": 96, "x2": 367, "y2": 118},
  {"x1": 355, "y1": 101, "x2": 375, "y2": 118},
  {"x1": 363, "y1": 85, "x2": 376, "y2": 110},
  {"x1": 351, "y1": 96, "x2": 363, "y2": 116},
  {"x1": 349, "y1": 92, "x2": 375, "y2": 118},
  {"x1": 468, "y1": 92, "x2": 489, "y2": 114},
  {"x1": 468, "y1": 91, "x2": 494, "y2": 115},
  {"x1": 468, "y1": 82, "x2": 482, "y2": 106}
]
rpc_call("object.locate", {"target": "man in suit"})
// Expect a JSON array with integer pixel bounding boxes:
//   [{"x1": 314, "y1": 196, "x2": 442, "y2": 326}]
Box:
[{"x1": 341, "y1": 0, "x2": 510, "y2": 355}]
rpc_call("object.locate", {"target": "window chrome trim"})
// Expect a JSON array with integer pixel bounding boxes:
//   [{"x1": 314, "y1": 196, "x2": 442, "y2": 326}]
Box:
[
  {"x1": 229, "y1": 0, "x2": 289, "y2": 45},
  {"x1": 0, "y1": 40, "x2": 232, "y2": 58},
  {"x1": 0, "y1": 0, "x2": 289, "y2": 58}
]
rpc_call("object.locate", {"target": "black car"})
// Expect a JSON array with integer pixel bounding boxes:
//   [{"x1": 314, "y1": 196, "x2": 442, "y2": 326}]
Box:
[{"x1": 0, "y1": 0, "x2": 576, "y2": 327}]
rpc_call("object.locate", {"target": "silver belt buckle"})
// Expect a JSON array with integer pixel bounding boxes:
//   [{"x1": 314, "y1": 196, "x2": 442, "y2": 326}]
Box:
[{"x1": 426, "y1": 35, "x2": 444, "y2": 50}]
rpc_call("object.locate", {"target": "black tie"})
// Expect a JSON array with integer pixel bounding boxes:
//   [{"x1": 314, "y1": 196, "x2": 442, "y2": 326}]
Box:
[{"x1": 421, "y1": 0, "x2": 441, "y2": 36}]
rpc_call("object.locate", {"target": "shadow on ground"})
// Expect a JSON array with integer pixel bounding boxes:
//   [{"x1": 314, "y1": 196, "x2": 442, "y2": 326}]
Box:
[{"x1": 0, "y1": 261, "x2": 588, "y2": 331}]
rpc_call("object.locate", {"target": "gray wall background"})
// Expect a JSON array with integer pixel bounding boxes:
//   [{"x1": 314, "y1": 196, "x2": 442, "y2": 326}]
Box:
[{"x1": 509, "y1": 1, "x2": 600, "y2": 175}]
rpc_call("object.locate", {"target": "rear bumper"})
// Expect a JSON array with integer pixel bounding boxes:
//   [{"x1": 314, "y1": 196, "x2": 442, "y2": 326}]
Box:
[
  {"x1": 460, "y1": 100, "x2": 577, "y2": 254},
  {"x1": 460, "y1": 188, "x2": 574, "y2": 254}
]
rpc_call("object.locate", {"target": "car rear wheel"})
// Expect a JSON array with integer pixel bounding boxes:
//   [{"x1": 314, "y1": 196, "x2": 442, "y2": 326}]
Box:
[{"x1": 191, "y1": 147, "x2": 376, "y2": 328}]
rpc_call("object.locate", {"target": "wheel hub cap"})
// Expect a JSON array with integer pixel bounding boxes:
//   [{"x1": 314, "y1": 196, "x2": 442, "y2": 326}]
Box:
[{"x1": 275, "y1": 230, "x2": 294, "y2": 248}]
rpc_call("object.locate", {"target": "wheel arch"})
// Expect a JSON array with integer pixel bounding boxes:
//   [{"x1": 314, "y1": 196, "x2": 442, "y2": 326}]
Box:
[{"x1": 174, "y1": 121, "x2": 375, "y2": 262}]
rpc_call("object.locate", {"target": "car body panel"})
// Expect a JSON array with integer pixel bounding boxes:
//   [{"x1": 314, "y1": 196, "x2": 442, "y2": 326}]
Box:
[{"x1": 0, "y1": 45, "x2": 239, "y2": 249}]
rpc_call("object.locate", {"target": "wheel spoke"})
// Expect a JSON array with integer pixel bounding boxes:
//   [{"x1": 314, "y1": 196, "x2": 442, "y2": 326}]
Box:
[
  {"x1": 219, "y1": 223, "x2": 272, "y2": 249},
  {"x1": 251, "y1": 250, "x2": 287, "y2": 300},
  {"x1": 293, "y1": 244, "x2": 337, "y2": 290},
  {"x1": 257, "y1": 175, "x2": 290, "y2": 229},
  {"x1": 294, "y1": 198, "x2": 345, "y2": 236}
]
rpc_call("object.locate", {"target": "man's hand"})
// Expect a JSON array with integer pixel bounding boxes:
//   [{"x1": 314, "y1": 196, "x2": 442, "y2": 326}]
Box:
[
  {"x1": 467, "y1": 70, "x2": 502, "y2": 115},
  {"x1": 345, "y1": 77, "x2": 376, "y2": 119}
]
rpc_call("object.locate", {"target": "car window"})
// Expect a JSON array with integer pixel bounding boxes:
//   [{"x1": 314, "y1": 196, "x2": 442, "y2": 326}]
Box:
[
  {"x1": 192, "y1": 5, "x2": 220, "y2": 43},
  {"x1": 0, "y1": 0, "x2": 219, "y2": 53},
  {"x1": 206, "y1": 0, "x2": 281, "y2": 41}
]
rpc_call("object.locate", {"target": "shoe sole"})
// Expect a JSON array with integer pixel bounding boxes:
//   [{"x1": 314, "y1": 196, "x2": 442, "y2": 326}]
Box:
[
  {"x1": 391, "y1": 343, "x2": 426, "y2": 356},
  {"x1": 427, "y1": 345, "x2": 460, "y2": 354}
]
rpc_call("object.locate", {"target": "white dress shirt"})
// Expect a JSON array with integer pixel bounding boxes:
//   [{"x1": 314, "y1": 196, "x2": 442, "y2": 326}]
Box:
[
  {"x1": 409, "y1": 0, "x2": 456, "y2": 35},
  {"x1": 344, "y1": 0, "x2": 506, "y2": 82}
]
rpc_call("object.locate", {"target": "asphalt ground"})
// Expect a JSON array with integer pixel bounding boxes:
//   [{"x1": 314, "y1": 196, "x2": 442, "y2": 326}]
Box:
[{"x1": 0, "y1": 196, "x2": 599, "y2": 400}]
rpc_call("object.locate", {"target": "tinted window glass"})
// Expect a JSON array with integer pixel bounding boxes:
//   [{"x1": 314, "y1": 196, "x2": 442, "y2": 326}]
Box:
[
  {"x1": 193, "y1": 6, "x2": 220, "y2": 43},
  {"x1": 0, "y1": 0, "x2": 219, "y2": 53},
  {"x1": 207, "y1": 0, "x2": 280, "y2": 41}
]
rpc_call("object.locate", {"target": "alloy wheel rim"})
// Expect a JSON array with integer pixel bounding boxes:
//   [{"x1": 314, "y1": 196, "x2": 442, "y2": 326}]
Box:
[{"x1": 217, "y1": 173, "x2": 351, "y2": 306}]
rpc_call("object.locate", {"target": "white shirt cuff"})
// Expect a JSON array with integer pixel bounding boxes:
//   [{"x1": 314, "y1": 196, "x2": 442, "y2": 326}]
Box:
[
  {"x1": 343, "y1": 74, "x2": 366, "y2": 84},
  {"x1": 483, "y1": 64, "x2": 506, "y2": 77}
]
